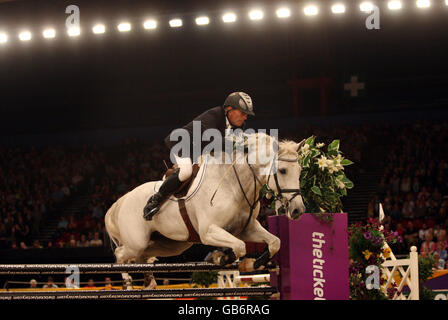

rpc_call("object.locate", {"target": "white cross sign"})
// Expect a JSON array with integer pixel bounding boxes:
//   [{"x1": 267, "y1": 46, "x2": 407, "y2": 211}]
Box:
[{"x1": 344, "y1": 76, "x2": 365, "y2": 97}]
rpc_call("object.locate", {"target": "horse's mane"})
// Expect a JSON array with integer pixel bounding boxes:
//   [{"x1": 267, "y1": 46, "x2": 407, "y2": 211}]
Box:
[{"x1": 244, "y1": 132, "x2": 298, "y2": 158}]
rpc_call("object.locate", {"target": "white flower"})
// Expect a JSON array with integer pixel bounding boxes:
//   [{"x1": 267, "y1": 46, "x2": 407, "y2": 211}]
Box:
[
  {"x1": 334, "y1": 154, "x2": 344, "y2": 171},
  {"x1": 300, "y1": 144, "x2": 310, "y2": 154},
  {"x1": 336, "y1": 180, "x2": 346, "y2": 189},
  {"x1": 317, "y1": 156, "x2": 328, "y2": 170},
  {"x1": 316, "y1": 142, "x2": 324, "y2": 148},
  {"x1": 326, "y1": 159, "x2": 339, "y2": 174}
]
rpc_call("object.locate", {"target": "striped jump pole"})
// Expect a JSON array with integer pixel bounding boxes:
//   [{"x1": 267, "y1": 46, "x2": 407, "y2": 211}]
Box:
[{"x1": 0, "y1": 262, "x2": 243, "y2": 275}]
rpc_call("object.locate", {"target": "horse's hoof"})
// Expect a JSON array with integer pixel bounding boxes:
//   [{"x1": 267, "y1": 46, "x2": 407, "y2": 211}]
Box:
[
  {"x1": 205, "y1": 250, "x2": 224, "y2": 265},
  {"x1": 219, "y1": 251, "x2": 236, "y2": 266},
  {"x1": 238, "y1": 258, "x2": 256, "y2": 273}
]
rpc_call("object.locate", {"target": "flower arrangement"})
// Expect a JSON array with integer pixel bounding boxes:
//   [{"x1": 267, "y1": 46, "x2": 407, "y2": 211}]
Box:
[
  {"x1": 262, "y1": 135, "x2": 354, "y2": 223},
  {"x1": 348, "y1": 218, "x2": 402, "y2": 300},
  {"x1": 297, "y1": 136, "x2": 354, "y2": 222}
]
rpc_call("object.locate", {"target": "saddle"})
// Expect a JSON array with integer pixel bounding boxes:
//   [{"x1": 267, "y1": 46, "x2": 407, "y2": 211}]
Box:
[{"x1": 164, "y1": 163, "x2": 200, "y2": 199}]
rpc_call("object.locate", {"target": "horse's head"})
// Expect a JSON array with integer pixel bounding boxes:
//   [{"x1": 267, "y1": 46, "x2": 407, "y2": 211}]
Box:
[
  {"x1": 245, "y1": 133, "x2": 306, "y2": 220},
  {"x1": 267, "y1": 139, "x2": 306, "y2": 220}
]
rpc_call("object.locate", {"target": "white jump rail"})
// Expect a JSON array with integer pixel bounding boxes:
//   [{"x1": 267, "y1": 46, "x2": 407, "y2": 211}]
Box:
[{"x1": 218, "y1": 270, "x2": 270, "y2": 288}]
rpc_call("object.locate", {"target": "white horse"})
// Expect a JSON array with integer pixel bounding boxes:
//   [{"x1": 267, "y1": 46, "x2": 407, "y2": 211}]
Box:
[{"x1": 105, "y1": 133, "x2": 306, "y2": 288}]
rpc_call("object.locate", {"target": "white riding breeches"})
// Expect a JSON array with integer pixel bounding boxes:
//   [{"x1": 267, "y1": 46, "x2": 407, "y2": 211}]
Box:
[{"x1": 173, "y1": 155, "x2": 193, "y2": 182}]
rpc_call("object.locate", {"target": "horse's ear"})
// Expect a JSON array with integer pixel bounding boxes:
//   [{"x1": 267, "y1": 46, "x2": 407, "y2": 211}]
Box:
[{"x1": 296, "y1": 139, "x2": 306, "y2": 151}]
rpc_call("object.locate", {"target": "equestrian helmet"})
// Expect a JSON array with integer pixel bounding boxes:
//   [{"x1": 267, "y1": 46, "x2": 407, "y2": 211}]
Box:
[{"x1": 222, "y1": 92, "x2": 255, "y2": 116}]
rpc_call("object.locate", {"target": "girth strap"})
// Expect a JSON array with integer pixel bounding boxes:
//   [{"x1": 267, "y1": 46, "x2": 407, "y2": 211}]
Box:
[{"x1": 178, "y1": 199, "x2": 201, "y2": 243}]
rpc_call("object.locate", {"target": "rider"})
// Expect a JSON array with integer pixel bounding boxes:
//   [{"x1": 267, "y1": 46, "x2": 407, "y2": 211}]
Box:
[{"x1": 143, "y1": 92, "x2": 255, "y2": 220}]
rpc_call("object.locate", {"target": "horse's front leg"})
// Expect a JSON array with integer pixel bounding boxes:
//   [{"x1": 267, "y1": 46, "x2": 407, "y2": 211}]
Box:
[
  {"x1": 239, "y1": 218, "x2": 280, "y2": 258},
  {"x1": 238, "y1": 218, "x2": 280, "y2": 272},
  {"x1": 200, "y1": 224, "x2": 247, "y2": 265}
]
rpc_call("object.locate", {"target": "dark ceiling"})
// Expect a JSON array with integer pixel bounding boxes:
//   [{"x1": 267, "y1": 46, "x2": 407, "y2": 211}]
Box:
[{"x1": 0, "y1": 0, "x2": 447, "y2": 135}]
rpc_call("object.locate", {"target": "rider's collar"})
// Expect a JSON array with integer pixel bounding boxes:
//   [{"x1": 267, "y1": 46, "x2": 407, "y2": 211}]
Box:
[{"x1": 225, "y1": 116, "x2": 231, "y2": 130}]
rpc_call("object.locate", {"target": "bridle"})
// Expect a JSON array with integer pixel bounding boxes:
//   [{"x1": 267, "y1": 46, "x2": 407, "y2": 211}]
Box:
[
  {"x1": 234, "y1": 154, "x2": 301, "y2": 232},
  {"x1": 267, "y1": 157, "x2": 302, "y2": 203}
]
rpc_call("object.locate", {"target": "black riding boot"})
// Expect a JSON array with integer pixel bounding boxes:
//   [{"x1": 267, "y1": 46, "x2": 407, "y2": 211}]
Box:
[{"x1": 143, "y1": 170, "x2": 183, "y2": 221}]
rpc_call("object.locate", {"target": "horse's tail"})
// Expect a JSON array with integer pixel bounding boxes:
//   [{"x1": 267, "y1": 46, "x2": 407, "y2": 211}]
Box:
[{"x1": 104, "y1": 200, "x2": 122, "y2": 256}]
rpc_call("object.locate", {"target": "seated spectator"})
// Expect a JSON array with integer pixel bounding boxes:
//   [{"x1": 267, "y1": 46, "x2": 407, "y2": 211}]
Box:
[
  {"x1": 391, "y1": 204, "x2": 402, "y2": 221},
  {"x1": 89, "y1": 232, "x2": 103, "y2": 247},
  {"x1": 76, "y1": 234, "x2": 90, "y2": 247},
  {"x1": 418, "y1": 223, "x2": 428, "y2": 242},
  {"x1": 56, "y1": 239, "x2": 66, "y2": 248},
  {"x1": 436, "y1": 229, "x2": 447, "y2": 250},
  {"x1": 420, "y1": 231, "x2": 436, "y2": 258},
  {"x1": 400, "y1": 176, "x2": 411, "y2": 194},
  {"x1": 66, "y1": 235, "x2": 77, "y2": 248},
  {"x1": 404, "y1": 221, "x2": 419, "y2": 248},
  {"x1": 19, "y1": 241, "x2": 28, "y2": 250},
  {"x1": 401, "y1": 201, "x2": 413, "y2": 219},
  {"x1": 104, "y1": 277, "x2": 113, "y2": 290},
  {"x1": 32, "y1": 240, "x2": 42, "y2": 249},
  {"x1": 43, "y1": 277, "x2": 58, "y2": 288},
  {"x1": 30, "y1": 279, "x2": 38, "y2": 289},
  {"x1": 91, "y1": 200, "x2": 105, "y2": 219},
  {"x1": 434, "y1": 241, "x2": 448, "y2": 263},
  {"x1": 67, "y1": 215, "x2": 78, "y2": 233},
  {"x1": 85, "y1": 279, "x2": 97, "y2": 289},
  {"x1": 57, "y1": 216, "x2": 68, "y2": 230}
]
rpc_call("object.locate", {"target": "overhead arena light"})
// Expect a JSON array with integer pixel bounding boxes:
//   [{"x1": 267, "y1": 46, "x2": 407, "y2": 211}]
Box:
[
  {"x1": 67, "y1": 27, "x2": 81, "y2": 37},
  {"x1": 117, "y1": 22, "x2": 131, "y2": 32},
  {"x1": 19, "y1": 31, "x2": 32, "y2": 41},
  {"x1": 195, "y1": 16, "x2": 210, "y2": 26},
  {"x1": 359, "y1": 2, "x2": 374, "y2": 12},
  {"x1": 331, "y1": 3, "x2": 346, "y2": 14},
  {"x1": 222, "y1": 12, "x2": 237, "y2": 23},
  {"x1": 143, "y1": 20, "x2": 157, "y2": 30},
  {"x1": 92, "y1": 24, "x2": 106, "y2": 34},
  {"x1": 248, "y1": 9, "x2": 264, "y2": 20},
  {"x1": 304, "y1": 5, "x2": 319, "y2": 16},
  {"x1": 416, "y1": 0, "x2": 430, "y2": 8},
  {"x1": 446, "y1": 0, "x2": 448, "y2": 6},
  {"x1": 0, "y1": 33, "x2": 7, "y2": 44},
  {"x1": 388, "y1": 0, "x2": 402, "y2": 10},
  {"x1": 43, "y1": 28, "x2": 56, "y2": 39},
  {"x1": 276, "y1": 7, "x2": 291, "y2": 18},
  {"x1": 169, "y1": 19, "x2": 183, "y2": 28}
]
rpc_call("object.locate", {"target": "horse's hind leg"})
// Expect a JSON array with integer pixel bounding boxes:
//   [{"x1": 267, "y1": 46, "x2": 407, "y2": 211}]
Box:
[
  {"x1": 114, "y1": 245, "x2": 143, "y2": 290},
  {"x1": 136, "y1": 239, "x2": 192, "y2": 289}
]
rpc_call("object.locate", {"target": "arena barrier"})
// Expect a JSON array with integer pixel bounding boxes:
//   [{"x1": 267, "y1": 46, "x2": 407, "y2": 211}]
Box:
[
  {"x1": 0, "y1": 287, "x2": 277, "y2": 300},
  {"x1": 0, "y1": 262, "x2": 278, "y2": 300}
]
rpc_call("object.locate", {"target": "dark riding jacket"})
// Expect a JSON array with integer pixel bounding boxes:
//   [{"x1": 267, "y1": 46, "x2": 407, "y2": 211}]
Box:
[{"x1": 164, "y1": 106, "x2": 243, "y2": 163}]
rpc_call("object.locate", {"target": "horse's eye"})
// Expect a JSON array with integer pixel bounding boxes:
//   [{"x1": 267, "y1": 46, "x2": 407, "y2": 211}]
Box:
[{"x1": 279, "y1": 168, "x2": 287, "y2": 174}]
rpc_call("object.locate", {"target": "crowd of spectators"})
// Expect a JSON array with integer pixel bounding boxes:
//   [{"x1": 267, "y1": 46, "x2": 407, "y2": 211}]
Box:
[
  {"x1": 2, "y1": 118, "x2": 447, "y2": 268},
  {"x1": 0, "y1": 145, "x2": 103, "y2": 249},
  {"x1": 369, "y1": 120, "x2": 448, "y2": 266}
]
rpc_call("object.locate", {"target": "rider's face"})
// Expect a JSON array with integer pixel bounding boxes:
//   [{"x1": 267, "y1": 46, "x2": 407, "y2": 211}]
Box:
[{"x1": 227, "y1": 108, "x2": 248, "y2": 127}]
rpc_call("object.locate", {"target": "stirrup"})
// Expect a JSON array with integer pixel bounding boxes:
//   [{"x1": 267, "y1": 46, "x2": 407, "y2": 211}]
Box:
[{"x1": 143, "y1": 206, "x2": 160, "y2": 221}]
